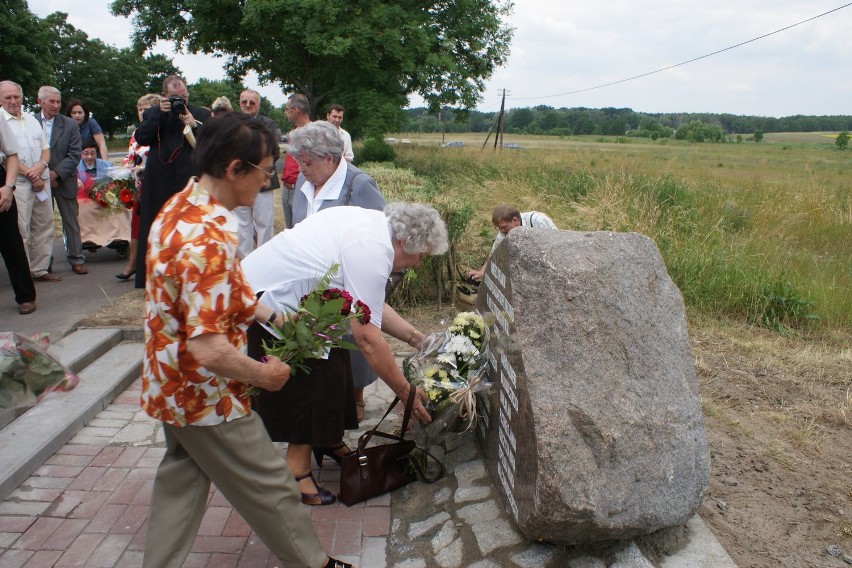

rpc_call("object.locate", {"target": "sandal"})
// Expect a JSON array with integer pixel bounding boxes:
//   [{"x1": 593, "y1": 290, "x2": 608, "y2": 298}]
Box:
[
  {"x1": 294, "y1": 472, "x2": 336, "y2": 506},
  {"x1": 312, "y1": 442, "x2": 351, "y2": 467},
  {"x1": 355, "y1": 401, "x2": 366, "y2": 422}
]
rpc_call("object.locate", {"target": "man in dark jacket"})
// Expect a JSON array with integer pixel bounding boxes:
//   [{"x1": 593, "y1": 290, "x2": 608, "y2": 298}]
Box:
[
  {"x1": 37, "y1": 86, "x2": 85, "y2": 274},
  {"x1": 133, "y1": 75, "x2": 210, "y2": 288}
]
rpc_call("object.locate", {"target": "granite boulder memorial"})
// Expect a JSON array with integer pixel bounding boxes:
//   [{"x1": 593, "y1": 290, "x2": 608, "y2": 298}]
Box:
[{"x1": 475, "y1": 228, "x2": 709, "y2": 545}]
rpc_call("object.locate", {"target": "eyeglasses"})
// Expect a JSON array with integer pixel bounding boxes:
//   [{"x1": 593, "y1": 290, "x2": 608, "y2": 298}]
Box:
[
  {"x1": 240, "y1": 100, "x2": 257, "y2": 106},
  {"x1": 247, "y1": 162, "x2": 276, "y2": 178}
]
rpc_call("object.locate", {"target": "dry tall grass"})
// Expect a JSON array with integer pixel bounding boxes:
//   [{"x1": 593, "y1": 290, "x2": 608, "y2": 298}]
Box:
[{"x1": 375, "y1": 137, "x2": 850, "y2": 334}]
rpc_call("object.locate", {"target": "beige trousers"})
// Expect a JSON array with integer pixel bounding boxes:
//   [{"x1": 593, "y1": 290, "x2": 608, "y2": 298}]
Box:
[
  {"x1": 142, "y1": 412, "x2": 328, "y2": 568},
  {"x1": 14, "y1": 177, "x2": 54, "y2": 277}
]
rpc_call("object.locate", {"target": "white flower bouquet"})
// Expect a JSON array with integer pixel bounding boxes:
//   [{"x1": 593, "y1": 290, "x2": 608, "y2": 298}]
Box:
[{"x1": 403, "y1": 311, "x2": 490, "y2": 448}]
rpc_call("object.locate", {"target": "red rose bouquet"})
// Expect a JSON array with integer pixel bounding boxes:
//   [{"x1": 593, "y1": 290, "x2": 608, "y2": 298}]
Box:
[
  {"x1": 88, "y1": 168, "x2": 139, "y2": 213},
  {"x1": 261, "y1": 264, "x2": 371, "y2": 377}
]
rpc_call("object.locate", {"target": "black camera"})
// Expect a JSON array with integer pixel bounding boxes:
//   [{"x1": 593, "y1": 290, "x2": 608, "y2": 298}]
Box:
[{"x1": 168, "y1": 95, "x2": 186, "y2": 115}]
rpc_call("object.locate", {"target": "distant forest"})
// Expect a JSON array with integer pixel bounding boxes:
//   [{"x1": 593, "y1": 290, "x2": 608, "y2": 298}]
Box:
[{"x1": 402, "y1": 107, "x2": 852, "y2": 140}]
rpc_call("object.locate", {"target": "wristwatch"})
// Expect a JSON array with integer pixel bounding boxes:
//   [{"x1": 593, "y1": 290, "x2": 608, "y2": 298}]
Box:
[{"x1": 1, "y1": 184, "x2": 14, "y2": 191}]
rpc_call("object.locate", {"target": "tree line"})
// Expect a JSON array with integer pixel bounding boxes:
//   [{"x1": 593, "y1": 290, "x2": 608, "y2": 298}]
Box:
[
  {"x1": 403, "y1": 106, "x2": 852, "y2": 139},
  {"x1": 1, "y1": 2, "x2": 289, "y2": 138},
  {"x1": 4, "y1": 0, "x2": 513, "y2": 139}
]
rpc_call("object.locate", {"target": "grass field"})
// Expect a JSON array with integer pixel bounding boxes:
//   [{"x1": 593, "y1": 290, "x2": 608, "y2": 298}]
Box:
[{"x1": 369, "y1": 132, "x2": 851, "y2": 335}]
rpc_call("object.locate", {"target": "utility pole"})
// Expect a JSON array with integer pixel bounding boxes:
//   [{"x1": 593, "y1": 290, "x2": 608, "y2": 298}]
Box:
[{"x1": 482, "y1": 89, "x2": 509, "y2": 150}]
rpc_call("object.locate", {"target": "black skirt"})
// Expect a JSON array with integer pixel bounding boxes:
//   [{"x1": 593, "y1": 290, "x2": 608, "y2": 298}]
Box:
[{"x1": 247, "y1": 322, "x2": 357, "y2": 445}]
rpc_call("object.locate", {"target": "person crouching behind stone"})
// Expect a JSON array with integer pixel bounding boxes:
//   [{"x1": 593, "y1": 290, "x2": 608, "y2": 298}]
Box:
[
  {"x1": 140, "y1": 112, "x2": 351, "y2": 568},
  {"x1": 467, "y1": 203, "x2": 557, "y2": 281}
]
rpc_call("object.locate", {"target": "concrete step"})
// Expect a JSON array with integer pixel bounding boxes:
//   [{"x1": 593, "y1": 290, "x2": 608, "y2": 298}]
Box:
[{"x1": 0, "y1": 330, "x2": 143, "y2": 500}]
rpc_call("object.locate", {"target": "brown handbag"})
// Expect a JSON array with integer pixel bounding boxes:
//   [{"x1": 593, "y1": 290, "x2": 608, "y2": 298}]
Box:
[{"x1": 338, "y1": 384, "x2": 442, "y2": 506}]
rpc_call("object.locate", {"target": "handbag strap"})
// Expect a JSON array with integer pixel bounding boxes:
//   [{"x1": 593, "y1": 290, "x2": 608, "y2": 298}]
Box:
[
  {"x1": 358, "y1": 383, "x2": 416, "y2": 450},
  {"x1": 357, "y1": 384, "x2": 446, "y2": 484},
  {"x1": 342, "y1": 171, "x2": 365, "y2": 206},
  {"x1": 407, "y1": 447, "x2": 445, "y2": 483}
]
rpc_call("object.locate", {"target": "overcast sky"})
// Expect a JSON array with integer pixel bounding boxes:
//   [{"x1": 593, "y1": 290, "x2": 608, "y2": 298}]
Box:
[{"x1": 27, "y1": 0, "x2": 852, "y2": 117}]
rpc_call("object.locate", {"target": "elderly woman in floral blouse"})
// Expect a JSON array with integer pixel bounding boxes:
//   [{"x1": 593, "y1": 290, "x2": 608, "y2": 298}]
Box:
[{"x1": 141, "y1": 111, "x2": 350, "y2": 568}]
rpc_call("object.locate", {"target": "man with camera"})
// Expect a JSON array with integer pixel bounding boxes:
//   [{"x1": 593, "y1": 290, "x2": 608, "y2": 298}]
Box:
[{"x1": 133, "y1": 75, "x2": 210, "y2": 289}]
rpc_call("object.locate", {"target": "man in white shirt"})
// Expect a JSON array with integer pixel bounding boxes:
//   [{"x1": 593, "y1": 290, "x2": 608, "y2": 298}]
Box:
[
  {"x1": 325, "y1": 104, "x2": 354, "y2": 163},
  {"x1": 467, "y1": 203, "x2": 558, "y2": 281},
  {"x1": 38, "y1": 86, "x2": 86, "y2": 274},
  {"x1": 0, "y1": 81, "x2": 58, "y2": 282}
]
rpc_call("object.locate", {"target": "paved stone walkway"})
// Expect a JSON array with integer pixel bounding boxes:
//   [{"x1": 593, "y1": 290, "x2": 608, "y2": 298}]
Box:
[
  {"x1": 0, "y1": 378, "x2": 395, "y2": 568},
  {"x1": 0, "y1": 359, "x2": 735, "y2": 567}
]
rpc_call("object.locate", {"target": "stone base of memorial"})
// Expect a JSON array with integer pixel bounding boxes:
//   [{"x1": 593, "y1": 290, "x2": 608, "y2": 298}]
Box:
[{"x1": 475, "y1": 229, "x2": 709, "y2": 545}]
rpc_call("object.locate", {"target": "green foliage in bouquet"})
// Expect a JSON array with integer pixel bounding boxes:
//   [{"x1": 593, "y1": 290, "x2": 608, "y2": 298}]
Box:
[
  {"x1": 261, "y1": 264, "x2": 371, "y2": 377},
  {"x1": 0, "y1": 333, "x2": 79, "y2": 410}
]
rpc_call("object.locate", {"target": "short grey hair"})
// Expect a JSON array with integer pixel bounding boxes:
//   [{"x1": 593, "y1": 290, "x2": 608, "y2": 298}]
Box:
[
  {"x1": 287, "y1": 121, "x2": 344, "y2": 163},
  {"x1": 385, "y1": 202, "x2": 449, "y2": 255},
  {"x1": 0, "y1": 81, "x2": 23, "y2": 96},
  {"x1": 37, "y1": 85, "x2": 60, "y2": 100},
  {"x1": 287, "y1": 93, "x2": 310, "y2": 115}
]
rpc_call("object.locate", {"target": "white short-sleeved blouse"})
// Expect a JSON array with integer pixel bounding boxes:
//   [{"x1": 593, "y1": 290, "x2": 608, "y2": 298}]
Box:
[{"x1": 241, "y1": 206, "x2": 394, "y2": 331}]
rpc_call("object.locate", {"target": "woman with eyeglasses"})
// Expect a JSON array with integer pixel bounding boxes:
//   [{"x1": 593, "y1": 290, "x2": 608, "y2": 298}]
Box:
[
  {"x1": 140, "y1": 111, "x2": 352, "y2": 568},
  {"x1": 285, "y1": 121, "x2": 389, "y2": 430}
]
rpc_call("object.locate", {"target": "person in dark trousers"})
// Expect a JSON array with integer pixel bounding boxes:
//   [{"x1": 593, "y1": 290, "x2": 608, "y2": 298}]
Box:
[
  {"x1": 0, "y1": 116, "x2": 36, "y2": 314},
  {"x1": 133, "y1": 74, "x2": 210, "y2": 289}
]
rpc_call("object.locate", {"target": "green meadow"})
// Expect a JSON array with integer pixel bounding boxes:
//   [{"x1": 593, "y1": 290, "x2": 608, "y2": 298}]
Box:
[{"x1": 365, "y1": 132, "x2": 851, "y2": 335}]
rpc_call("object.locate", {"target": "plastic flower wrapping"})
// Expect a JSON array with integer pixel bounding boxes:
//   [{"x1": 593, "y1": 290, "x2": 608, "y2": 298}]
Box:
[
  {"x1": 87, "y1": 168, "x2": 138, "y2": 212},
  {"x1": 0, "y1": 333, "x2": 80, "y2": 410},
  {"x1": 254, "y1": 264, "x2": 370, "y2": 396},
  {"x1": 403, "y1": 311, "x2": 490, "y2": 448}
]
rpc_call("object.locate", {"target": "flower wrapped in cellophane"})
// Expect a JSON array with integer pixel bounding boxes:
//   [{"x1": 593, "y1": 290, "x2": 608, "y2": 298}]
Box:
[
  {"x1": 87, "y1": 167, "x2": 138, "y2": 213},
  {"x1": 403, "y1": 311, "x2": 490, "y2": 448},
  {"x1": 0, "y1": 333, "x2": 80, "y2": 411}
]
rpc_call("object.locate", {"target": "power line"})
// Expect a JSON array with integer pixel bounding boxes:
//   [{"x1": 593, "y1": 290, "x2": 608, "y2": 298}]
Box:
[{"x1": 513, "y1": 2, "x2": 852, "y2": 102}]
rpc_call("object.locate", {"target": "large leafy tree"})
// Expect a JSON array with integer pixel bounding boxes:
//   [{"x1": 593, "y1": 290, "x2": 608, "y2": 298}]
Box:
[
  {"x1": 43, "y1": 13, "x2": 179, "y2": 137},
  {"x1": 110, "y1": 0, "x2": 514, "y2": 136},
  {"x1": 143, "y1": 53, "x2": 183, "y2": 94},
  {"x1": 0, "y1": 0, "x2": 54, "y2": 105},
  {"x1": 189, "y1": 77, "x2": 245, "y2": 110}
]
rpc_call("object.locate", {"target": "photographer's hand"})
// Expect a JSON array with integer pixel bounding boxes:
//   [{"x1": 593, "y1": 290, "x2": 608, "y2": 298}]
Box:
[
  {"x1": 159, "y1": 97, "x2": 171, "y2": 113},
  {"x1": 180, "y1": 111, "x2": 200, "y2": 129}
]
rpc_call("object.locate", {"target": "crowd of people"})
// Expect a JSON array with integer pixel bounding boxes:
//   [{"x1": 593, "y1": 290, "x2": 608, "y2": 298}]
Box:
[{"x1": 0, "y1": 73, "x2": 557, "y2": 568}]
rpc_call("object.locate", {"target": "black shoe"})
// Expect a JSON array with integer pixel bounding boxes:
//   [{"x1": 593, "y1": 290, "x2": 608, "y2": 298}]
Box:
[
  {"x1": 324, "y1": 558, "x2": 353, "y2": 568},
  {"x1": 312, "y1": 442, "x2": 351, "y2": 467},
  {"x1": 115, "y1": 269, "x2": 136, "y2": 280}
]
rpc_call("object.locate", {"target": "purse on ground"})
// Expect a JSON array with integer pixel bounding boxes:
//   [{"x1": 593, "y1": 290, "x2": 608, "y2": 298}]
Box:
[{"x1": 338, "y1": 385, "x2": 419, "y2": 507}]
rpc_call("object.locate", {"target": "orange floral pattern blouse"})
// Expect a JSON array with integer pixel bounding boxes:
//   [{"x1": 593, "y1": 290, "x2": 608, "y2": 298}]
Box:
[{"x1": 141, "y1": 180, "x2": 257, "y2": 426}]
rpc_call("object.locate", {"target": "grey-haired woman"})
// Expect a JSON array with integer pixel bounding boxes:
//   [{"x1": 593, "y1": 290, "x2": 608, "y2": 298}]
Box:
[{"x1": 242, "y1": 202, "x2": 448, "y2": 506}]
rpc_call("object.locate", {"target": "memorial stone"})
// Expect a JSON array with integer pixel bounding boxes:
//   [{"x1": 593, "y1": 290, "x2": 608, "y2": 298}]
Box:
[{"x1": 475, "y1": 228, "x2": 709, "y2": 545}]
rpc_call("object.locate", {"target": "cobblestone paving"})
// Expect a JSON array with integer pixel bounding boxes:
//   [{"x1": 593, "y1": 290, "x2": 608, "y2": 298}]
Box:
[{"x1": 0, "y1": 378, "x2": 395, "y2": 568}]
